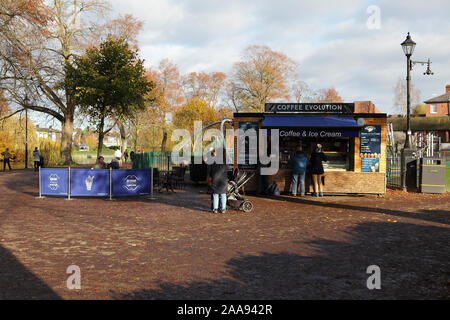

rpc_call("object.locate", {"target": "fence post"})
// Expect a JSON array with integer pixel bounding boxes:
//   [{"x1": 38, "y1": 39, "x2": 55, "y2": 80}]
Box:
[
  {"x1": 146, "y1": 166, "x2": 157, "y2": 200},
  {"x1": 65, "y1": 166, "x2": 73, "y2": 200},
  {"x1": 105, "y1": 167, "x2": 115, "y2": 201},
  {"x1": 35, "y1": 166, "x2": 45, "y2": 199}
]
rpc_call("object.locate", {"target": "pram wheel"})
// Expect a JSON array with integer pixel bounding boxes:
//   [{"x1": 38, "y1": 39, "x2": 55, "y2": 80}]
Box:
[{"x1": 240, "y1": 200, "x2": 253, "y2": 213}]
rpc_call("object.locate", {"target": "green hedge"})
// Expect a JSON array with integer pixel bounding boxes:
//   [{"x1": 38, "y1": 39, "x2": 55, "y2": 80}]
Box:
[{"x1": 388, "y1": 116, "x2": 450, "y2": 131}]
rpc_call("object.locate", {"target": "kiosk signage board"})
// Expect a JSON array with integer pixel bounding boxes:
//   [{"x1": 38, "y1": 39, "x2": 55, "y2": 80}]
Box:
[
  {"x1": 360, "y1": 125, "x2": 382, "y2": 172},
  {"x1": 265, "y1": 103, "x2": 354, "y2": 113}
]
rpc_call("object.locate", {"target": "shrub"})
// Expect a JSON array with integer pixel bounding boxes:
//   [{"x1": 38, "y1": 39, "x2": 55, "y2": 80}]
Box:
[{"x1": 39, "y1": 140, "x2": 62, "y2": 167}]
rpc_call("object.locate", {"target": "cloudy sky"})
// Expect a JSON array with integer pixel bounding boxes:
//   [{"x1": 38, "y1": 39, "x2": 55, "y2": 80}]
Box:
[{"x1": 109, "y1": 0, "x2": 450, "y2": 114}]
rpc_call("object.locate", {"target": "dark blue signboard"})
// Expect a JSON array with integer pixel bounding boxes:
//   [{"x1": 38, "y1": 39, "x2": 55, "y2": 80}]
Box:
[
  {"x1": 112, "y1": 169, "x2": 151, "y2": 196},
  {"x1": 41, "y1": 168, "x2": 69, "y2": 196},
  {"x1": 360, "y1": 125, "x2": 382, "y2": 172},
  {"x1": 70, "y1": 169, "x2": 109, "y2": 196}
]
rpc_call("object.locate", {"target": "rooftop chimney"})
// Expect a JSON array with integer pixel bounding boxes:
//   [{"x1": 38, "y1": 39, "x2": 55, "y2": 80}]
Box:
[{"x1": 446, "y1": 84, "x2": 450, "y2": 93}]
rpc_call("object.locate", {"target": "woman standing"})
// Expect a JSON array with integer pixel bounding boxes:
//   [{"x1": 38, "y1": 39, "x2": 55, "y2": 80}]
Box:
[
  {"x1": 209, "y1": 149, "x2": 228, "y2": 214},
  {"x1": 310, "y1": 144, "x2": 327, "y2": 197}
]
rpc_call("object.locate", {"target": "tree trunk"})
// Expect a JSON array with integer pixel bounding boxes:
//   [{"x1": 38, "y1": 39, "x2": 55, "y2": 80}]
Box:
[
  {"x1": 161, "y1": 128, "x2": 167, "y2": 152},
  {"x1": 119, "y1": 122, "x2": 127, "y2": 154},
  {"x1": 96, "y1": 115, "x2": 106, "y2": 160},
  {"x1": 60, "y1": 111, "x2": 74, "y2": 165}
]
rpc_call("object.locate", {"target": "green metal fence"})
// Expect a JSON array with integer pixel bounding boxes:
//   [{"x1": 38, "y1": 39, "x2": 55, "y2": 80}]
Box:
[
  {"x1": 131, "y1": 152, "x2": 172, "y2": 170},
  {"x1": 386, "y1": 156, "x2": 402, "y2": 189}
]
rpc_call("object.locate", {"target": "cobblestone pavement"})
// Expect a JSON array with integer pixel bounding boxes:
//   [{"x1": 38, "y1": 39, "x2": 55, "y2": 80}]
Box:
[{"x1": 0, "y1": 170, "x2": 448, "y2": 299}]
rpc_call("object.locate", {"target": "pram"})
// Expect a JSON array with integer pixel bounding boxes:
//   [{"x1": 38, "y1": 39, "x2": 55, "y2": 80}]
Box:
[{"x1": 226, "y1": 169, "x2": 255, "y2": 212}]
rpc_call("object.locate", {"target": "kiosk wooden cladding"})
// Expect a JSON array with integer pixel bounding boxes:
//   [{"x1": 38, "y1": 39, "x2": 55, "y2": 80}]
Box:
[{"x1": 232, "y1": 112, "x2": 387, "y2": 195}]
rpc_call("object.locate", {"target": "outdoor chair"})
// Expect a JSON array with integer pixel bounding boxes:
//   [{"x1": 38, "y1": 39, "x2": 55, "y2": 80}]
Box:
[
  {"x1": 152, "y1": 168, "x2": 162, "y2": 191},
  {"x1": 171, "y1": 166, "x2": 187, "y2": 190}
]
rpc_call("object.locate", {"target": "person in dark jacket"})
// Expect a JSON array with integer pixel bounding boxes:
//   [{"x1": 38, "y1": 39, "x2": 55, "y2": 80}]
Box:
[
  {"x1": 209, "y1": 149, "x2": 228, "y2": 214},
  {"x1": 107, "y1": 158, "x2": 120, "y2": 169},
  {"x1": 2, "y1": 148, "x2": 12, "y2": 171},
  {"x1": 290, "y1": 145, "x2": 308, "y2": 196},
  {"x1": 310, "y1": 144, "x2": 327, "y2": 197},
  {"x1": 33, "y1": 147, "x2": 42, "y2": 171}
]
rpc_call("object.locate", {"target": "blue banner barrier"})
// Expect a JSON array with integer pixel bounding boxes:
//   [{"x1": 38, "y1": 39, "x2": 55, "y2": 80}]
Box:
[
  {"x1": 38, "y1": 168, "x2": 152, "y2": 198},
  {"x1": 112, "y1": 169, "x2": 151, "y2": 196},
  {"x1": 70, "y1": 169, "x2": 109, "y2": 197},
  {"x1": 40, "y1": 168, "x2": 69, "y2": 196}
]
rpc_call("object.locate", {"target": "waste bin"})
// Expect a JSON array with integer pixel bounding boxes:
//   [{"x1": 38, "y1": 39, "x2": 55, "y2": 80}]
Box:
[{"x1": 420, "y1": 157, "x2": 446, "y2": 194}]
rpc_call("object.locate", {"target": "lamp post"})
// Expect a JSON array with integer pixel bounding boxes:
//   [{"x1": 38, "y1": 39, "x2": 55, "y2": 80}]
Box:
[
  {"x1": 24, "y1": 95, "x2": 29, "y2": 169},
  {"x1": 152, "y1": 121, "x2": 155, "y2": 153},
  {"x1": 400, "y1": 32, "x2": 433, "y2": 191}
]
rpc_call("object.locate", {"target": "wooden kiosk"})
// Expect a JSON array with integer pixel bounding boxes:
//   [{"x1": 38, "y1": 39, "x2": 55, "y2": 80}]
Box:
[{"x1": 232, "y1": 102, "x2": 387, "y2": 195}]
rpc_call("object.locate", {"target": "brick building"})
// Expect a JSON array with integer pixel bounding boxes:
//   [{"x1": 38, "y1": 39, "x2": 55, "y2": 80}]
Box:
[{"x1": 423, "y1": 84, "x2": 450, "y2": 117}]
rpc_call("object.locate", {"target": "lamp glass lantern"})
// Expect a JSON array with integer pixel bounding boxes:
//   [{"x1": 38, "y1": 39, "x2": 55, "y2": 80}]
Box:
[{"x1": 401, "y1": 32, "x2": 416, "y2": 56}]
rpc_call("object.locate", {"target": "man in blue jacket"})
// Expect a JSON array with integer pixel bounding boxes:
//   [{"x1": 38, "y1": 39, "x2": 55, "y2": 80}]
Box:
[{"x1": 290, "y1": 145, "x2": 308, "y2": 196}]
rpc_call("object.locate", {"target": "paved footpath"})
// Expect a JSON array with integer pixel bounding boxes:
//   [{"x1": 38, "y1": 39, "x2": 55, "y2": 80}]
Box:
[{"x1": 0, "y1": 170, "x2": 448, "y2": 299}]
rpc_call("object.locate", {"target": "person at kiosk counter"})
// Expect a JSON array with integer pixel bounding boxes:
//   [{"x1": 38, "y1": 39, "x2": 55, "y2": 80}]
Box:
[
  {"x1": 310, "y1": 144, "x2": 327, "y2": 197},
  {"x1": 290, "y1": 145, "x2": 308, "y2": 196}
]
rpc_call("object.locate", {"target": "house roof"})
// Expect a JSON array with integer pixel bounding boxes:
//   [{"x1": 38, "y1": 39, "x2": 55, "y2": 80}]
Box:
[{"x1": 424, "y1": 92, "x2": 450, "y2": 104}]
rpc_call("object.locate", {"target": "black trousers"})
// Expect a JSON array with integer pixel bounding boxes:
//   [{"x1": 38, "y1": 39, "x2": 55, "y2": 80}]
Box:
[
  {"x1": 3, "y1": 159, "x2": 11, "y2": 171},
  {"x1": 34, "y1": 161, "x2": 40, "y2": 171}
]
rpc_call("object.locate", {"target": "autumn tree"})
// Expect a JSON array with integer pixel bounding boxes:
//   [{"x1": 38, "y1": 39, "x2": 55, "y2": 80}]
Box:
[
  {"x1": 0, "y1": 90, "x2": 10, "y2": 116},
  {"x1": 144, "y1": 59, "x2": 183, "y2": 152},
  {"x1": 228, "y1": 45, "x2": 298, "y2": 112},
  {"x1": 182, "y1": 71, "x2": 226, "y2": 108},
  {"x1": 92, "y1": 14, "x2": 143, "y2": 50},
  {"x1": 65, "y1": 37, "x2": 152, "y2": 158},
  {"x1": 0, "y1": 0, "x2": 110, "y2": 164},
  {"x1": 173, "y1": 98, "x2": 219, "y2": 131},
  {"x1": 393, "y1": 78, "x2": 421, "y2": 115},
  {"x1": 316, "y1": 87, "x2": 344, "y2": 103},
  {"x1": 413, "y1": 103, "x2": 427, "y2": 115},
  {"x1": 291, "y1": 79, "x2": 316, "y2": 103}
]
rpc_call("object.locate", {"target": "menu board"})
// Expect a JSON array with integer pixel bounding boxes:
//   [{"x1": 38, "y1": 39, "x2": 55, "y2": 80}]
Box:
[
  {"x1": 237, "y1": 122, "x2": 259, "y2": 170},
  {"x1": 360, "y1": 125, "x2": 381, "y2": 172}
]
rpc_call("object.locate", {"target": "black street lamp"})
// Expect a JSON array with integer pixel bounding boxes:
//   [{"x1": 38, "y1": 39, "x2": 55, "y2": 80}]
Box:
[
  {"x1": 400, "y1": 32, "x2": 433, "y2": 191},
  {"x1": 152, "y1": 121, "x2": 155, "y2": 153},
  {"x1": 24, "y1": 95, "x2": 29, "y2": 169}
]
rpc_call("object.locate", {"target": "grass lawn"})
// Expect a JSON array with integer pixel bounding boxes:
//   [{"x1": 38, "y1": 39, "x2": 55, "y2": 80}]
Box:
[
  {"x1": 72, "y1": 149, "x2": 115, "y2": 165},
  {"x1": 72, "y1": 149, "x2": 114, "y2": 156}
]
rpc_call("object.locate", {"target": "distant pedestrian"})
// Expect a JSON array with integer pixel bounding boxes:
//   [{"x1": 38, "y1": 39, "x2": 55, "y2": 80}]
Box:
[
  {"x1": 130, "y1": 150, "x2": 135, "y2": 162},
  {"x1": 123, "y1": 150, "x2": 129, "y2": 163},
  {"x1": 1, "y1": 148, "x2": 12, "y2": 171},
  {"x1": 310, "y1": 144, "x2": 327, "y2": 197},
  {"x1": 114, "y1": 148, "x2": 122, "y2": 161},
  {"x1": 290, "y1": 145, "x2": 308, "y2": 196},
  {"x1": 33, "y1": 147, "x2": 42, "y2": 171}
]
